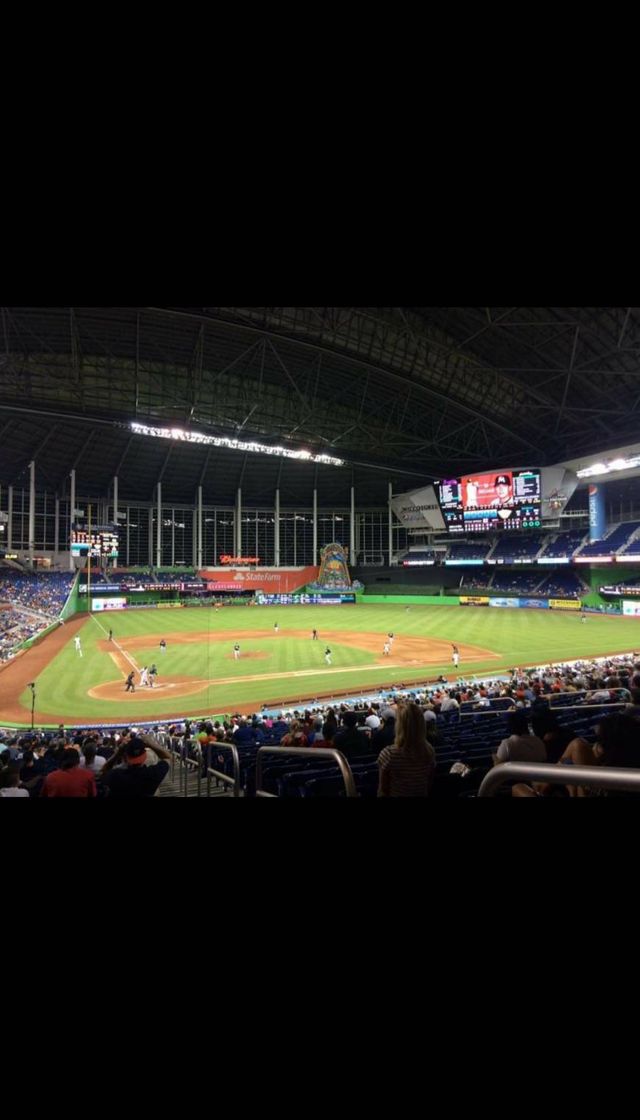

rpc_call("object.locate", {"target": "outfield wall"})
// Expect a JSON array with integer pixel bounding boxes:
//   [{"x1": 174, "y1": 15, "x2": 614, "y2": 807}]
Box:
[
  {"x1": 582, "y1": 565, "x2": 640, "y2": 608},
  {"x1": 355, "y1": 594, "x2": 460, "y2": 605}
]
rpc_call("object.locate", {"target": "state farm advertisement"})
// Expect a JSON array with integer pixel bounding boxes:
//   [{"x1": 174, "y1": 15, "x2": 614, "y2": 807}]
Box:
[{"x1": 198, "y1": 566, "x2": 319, "y2": 593}]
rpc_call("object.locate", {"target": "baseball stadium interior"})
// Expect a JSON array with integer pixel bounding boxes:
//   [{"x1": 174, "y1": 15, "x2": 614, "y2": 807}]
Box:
[{"x1": 1, "y1": 306, "x2": 640, "y2": 798}]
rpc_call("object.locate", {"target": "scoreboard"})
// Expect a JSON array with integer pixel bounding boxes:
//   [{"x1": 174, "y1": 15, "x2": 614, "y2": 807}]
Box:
[
  {"x1": 435, "y1": 468, "x2": 542, "y2": 533},
  {"x1": 71, "y1": 525, "x2": 119, "y2": 559}
]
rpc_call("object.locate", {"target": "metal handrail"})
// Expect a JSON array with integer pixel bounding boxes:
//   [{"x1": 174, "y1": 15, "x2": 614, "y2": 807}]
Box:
[
  {"x1": 179, "y1": 744, "x2": 196, "y2": 796},
  {"x1": 459, "y1": 702, "x2": 627, "y2": 720},
  {"x1": 478, "y1": 762, "x2": 640, "y2": 797},
  {"x1": 255, "y1": 746, "x2": 358, "y2": 798},
  {"x1": 182, "y1": 755, "x2": 200, "y2": 796},
  {"x1": 206, "y1": 742, "x2": 240, "y2": 798}
]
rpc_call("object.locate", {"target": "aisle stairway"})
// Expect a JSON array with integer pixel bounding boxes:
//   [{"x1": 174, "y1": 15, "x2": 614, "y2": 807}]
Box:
[{"x1": 156, "y1": 759, "x2": 236, "y2": 797}]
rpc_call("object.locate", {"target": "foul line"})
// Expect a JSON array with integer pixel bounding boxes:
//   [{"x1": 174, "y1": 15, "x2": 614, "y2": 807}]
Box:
[
  {"x1": 90, "y1": 614, "x2": 140, "y2": 676},
  {"x1": 167, "y1": 660, "x2": 455, "y2": 689}
]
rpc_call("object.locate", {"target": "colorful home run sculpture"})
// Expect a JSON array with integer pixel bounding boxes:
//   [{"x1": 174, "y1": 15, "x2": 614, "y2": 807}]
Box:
[{"x1": 308, "y1": 543, "x2": 363, "y2": 591}]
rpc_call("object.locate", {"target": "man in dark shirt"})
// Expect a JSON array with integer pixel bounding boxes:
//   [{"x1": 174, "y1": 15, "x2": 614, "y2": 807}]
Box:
[
  {"x1": 371, "y1": 714, "x2": 396, "y2": 753},
  {"x1": 233, "y1": 718, "x2": 255, "y2": 745},
  {"x1": 102, "y1": 733, "x2": 171, "y2": 798},
  {"x1": 271, "y1": 714, "x2": 289, "y2": 742},
  {"x1": 332, "y1": 711, "x2": 372, "y2": 761},
  {"x1": 20, "y1": 749, "x2": 47, "y2": 795}
]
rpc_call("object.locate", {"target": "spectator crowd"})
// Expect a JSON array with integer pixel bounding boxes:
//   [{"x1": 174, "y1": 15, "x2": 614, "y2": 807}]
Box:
[
  {"x1": 3, "y1": 652, "x2": 639, "y2": 798},
  {"x1": 0, "y1": 569, "x2": 73, "y2": 661}
]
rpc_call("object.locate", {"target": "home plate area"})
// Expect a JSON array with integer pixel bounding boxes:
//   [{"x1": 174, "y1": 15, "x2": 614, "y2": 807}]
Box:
[{"x1": 87, "y1": 676, "x2": 210, "y2": 702}]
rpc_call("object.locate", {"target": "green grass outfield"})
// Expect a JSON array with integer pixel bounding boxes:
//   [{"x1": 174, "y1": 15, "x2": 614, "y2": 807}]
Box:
[{"x1": 16, "y1": 603, "x2": 640, "y2": 725}]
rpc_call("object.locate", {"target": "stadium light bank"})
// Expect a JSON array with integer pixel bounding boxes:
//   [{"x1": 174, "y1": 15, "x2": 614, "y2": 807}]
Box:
[
  {"x1": 576, "y1": 453, "x2": 640, "y2": 479},
  {"x1": 129, "y1": 422, "x2": 345, "y2": 467}
]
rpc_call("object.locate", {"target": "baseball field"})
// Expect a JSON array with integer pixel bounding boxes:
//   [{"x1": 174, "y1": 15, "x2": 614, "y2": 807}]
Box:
[{"x1": 0, "y1": 603, "x2": 638, "y2": 728}]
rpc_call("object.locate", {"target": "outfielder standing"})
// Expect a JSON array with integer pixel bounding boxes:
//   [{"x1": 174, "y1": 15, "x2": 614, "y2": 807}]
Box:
[{"x1": 74, "y1": 636, "x2": 83, "y2": 658}]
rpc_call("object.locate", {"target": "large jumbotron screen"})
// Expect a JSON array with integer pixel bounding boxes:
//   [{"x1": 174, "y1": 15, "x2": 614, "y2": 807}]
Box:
[{"x1": 435, "y1": 468, "x2": 541, "y2": 533}]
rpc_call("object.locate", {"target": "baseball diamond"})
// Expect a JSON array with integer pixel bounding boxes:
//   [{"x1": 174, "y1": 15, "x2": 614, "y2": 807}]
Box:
[{"x1": 0, "y1": 603, "x2": 638, "y2": 727}]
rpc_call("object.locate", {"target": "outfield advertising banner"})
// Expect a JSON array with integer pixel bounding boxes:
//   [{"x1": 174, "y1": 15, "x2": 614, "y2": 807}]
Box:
[
  {"x1": 257, "y1": 592, "x2": 355, "y2": 605},
  {"x1": 91, "y1": 597, "x2": 127, "y2": 612},
  {"x1": 489, "y1": 597, "x2": 520, "y2": 609},
  {"x1": 200, "y1": 567, "x2": 319, "y2": 593},
  {"x1": 518, "y1": 598, "x2": 549, "y2": 609},
  {"x1": 156, "y1": 602, "x2": 184, "y2": 609},
  {"x1": 549, "y1": 598, "x2": 581, "y2": 610},
  {"x1": 459, "y1": 596, "x2": 489, "y2": 606},
  {"x1": 622, "y1": 600, "x2": 640, "y2": 616}
]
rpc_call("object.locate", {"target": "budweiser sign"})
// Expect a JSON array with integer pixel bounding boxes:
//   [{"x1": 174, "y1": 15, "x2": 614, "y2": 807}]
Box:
[{"x1": 219, "y1": 555, "x2": 260, "y2": 565}]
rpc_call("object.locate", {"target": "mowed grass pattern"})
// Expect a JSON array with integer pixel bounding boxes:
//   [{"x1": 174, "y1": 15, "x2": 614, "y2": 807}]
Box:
[{"x1": 21, "y1": 603, "x2": 640, "y2": 722}]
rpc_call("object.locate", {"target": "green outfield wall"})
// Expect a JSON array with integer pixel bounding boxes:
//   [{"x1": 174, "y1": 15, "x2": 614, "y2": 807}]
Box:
[{"x1": 354, "y1": 593, "x2": 460, "y2": 605}]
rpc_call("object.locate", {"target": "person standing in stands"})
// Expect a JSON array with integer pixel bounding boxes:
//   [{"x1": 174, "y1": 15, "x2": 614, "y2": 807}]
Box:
[
  {"x1": 101, "y1": 733, "x2": 172, "y2": 797},
  {"x1": 377, "y1": 702, "x2": 436, "y2": 797},
  {"x1": 41, "y1": 748, "x2": 96, "y2": 798}
]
